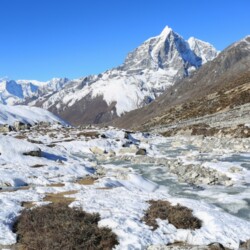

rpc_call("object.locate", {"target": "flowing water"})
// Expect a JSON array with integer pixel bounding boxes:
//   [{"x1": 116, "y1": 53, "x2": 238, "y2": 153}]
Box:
[{"x1": 103, "y1": 141, "x2": 250, "y2": 221}]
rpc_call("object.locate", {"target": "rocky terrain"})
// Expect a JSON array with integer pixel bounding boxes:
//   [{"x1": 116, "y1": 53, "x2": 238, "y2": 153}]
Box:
[
  {"x1": 0, "y1": 111, "x2": 250, "y2": 249},
  {"x1": 111, "y1": 36, "x2": 250, "y2": 138}
]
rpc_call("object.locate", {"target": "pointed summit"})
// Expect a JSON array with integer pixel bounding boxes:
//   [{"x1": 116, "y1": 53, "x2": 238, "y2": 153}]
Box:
[
  {"x1": 159, "y1": 25, "x2": 173, "y2": 37},
  {"x1": 122, "y1": 25, "x2": 217, "y2": 74},
  {"x1": 187, "y1": 37, "x2": 218, "y2": 63}
]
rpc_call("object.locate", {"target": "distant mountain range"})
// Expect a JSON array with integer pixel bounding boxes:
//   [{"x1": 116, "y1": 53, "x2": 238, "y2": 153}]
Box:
[
  {"x1": 0, "y1": 78, "x2": 69, "y2": 105},
  {"x1": 0, "y1": 26, "x2": 218, "y2": 125}
]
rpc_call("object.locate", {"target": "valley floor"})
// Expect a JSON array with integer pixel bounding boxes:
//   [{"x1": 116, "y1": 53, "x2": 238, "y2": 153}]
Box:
[{"x1": 0, "y1": 124, "x2": 250, "y2": 249}]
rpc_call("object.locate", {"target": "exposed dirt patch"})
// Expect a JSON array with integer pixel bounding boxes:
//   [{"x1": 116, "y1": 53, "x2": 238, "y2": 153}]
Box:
[
  {"x1": 47, "y1": 183, "x2": 65, "y2": 187},
  {"x1": 14, "y1": 135, "x2": 27, "y2": 140},
  {"x1": 13, "y1": 203, "x2": 118, "y2": 250},
  {"x1": 43, "y1": 191, "x2": 77, "y2": 205},
  {"x1": 76, "y1": 177, "x2": 98, "y2": 185},
  {"x1": 21, "y1": 201, "x2": 36, "y2": 209},
  {"x1": 143, "y1": 200, "x2": 202, "y2": 230}
]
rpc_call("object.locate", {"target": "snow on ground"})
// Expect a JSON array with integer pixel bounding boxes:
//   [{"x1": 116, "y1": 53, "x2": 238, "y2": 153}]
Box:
[
  {"x1": 0, "y1": 104, "x2": 66, "y2": 126},
  {"x1": 0, "y1": 126, "x2": 250, "y2": 249}
]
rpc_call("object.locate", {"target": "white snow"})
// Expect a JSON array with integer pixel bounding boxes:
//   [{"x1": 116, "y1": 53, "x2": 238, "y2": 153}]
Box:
[
  {"x1": 0, "y1": 127, "x2": 250, "y2": 249},
  {"x1": 1, "y1": 26, "x2": 218, "y2": 118},
  {"x1": 0, "y1": 104, "x2": 66, "y2": 126}
]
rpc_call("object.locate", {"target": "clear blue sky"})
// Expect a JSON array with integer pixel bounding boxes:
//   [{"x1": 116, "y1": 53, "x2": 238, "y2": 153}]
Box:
[{"x1": 1, "y1": 0, "x2": 249, "y2": 81}]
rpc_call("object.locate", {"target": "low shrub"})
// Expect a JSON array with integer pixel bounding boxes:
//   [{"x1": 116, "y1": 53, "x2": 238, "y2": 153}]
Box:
[
  {"x1": 143, "y1": 200, "x2": 202, "y2": 230},
  {"x1": 13, "y1": 203, "x2": 118, "y2": 250}
]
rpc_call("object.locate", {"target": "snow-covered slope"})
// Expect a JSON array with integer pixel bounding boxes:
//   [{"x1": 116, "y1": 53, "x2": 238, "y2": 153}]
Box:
[
  {"x1": 0, "y1": 104, "x2": 66, "y2": 126},
  {"x1": 33, "y1": 26, "x2": 218, "y2": 125},
  {"x1": 0, "y1": 26, "x2": 218, "y2": 125},
  {"x1": 0, "y1": 78, "x2": 69, "y2": 105}
]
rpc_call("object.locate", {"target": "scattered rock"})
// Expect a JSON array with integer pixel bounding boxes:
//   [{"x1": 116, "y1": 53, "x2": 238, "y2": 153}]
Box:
[
  {"x1": 107, "y1": 150, "x2": 116, "y2": 157},
  {"x1": 14, "y1": 121, "x2": 32, "y2": 131},
  {"x1": 90, "y1": 146, "x2": 106, "y2": 155},
  {"x1": 240, "y1": 239, "x2": 250, "y2": 249},
  {"x1": 136, "y1": 148, "x2": 147, "y2": 155},
  {"x1": 147, "y1": 242, "x2": 230, "y2": 250},
  {"x1": 128, "y1": 156, "x2": 232, "y2": 186},
  {"x1": 30, "y1": 164, "x2": 45, "y2": 168},
  {"x1": 229, "y1": 166, "x2": 242, "y2": 173},
  {"x1": 119, "y1": 147, "x2": 138, "y2": 154},
  {"x1": 0, "y1": 124, "x2": 13, "y2": 133},
  {"x1": 23, "y1": 148, "x2": 42, "y2": 157}
]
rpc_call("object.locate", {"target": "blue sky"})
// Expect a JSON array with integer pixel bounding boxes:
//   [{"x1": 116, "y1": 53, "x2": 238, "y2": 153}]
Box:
[{"x1": 0, "y1": 0, "x2": 249, "y2": 81}]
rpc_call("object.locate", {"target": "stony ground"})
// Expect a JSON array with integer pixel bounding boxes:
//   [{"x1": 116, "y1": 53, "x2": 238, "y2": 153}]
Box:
[{"x1": 0, "y1": 123, "x2": 250, "y2": 249}]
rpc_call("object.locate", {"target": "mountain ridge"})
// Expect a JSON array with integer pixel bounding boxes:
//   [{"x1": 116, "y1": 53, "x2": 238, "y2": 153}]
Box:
[
  {"x1": 0, "y1": 26, "x2": 218, "y2": 125},
  {"x1": 110, "y1": 36, "x2": 250, "y2": 133},
  {"x1": 32, "y1": 26, "x2": 218, "y2": 125}
]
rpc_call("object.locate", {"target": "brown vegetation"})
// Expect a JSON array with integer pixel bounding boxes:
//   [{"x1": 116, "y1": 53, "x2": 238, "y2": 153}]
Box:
[
  {"x1": 143, "y1": 200, "x2": 202, "y2": 230},
  {"x1": 76, "y1": 177, "x2": 98, "y2": 185},
  {"x1": 43, "y1": 190, "x2": 77, "y2": 205},
  {"x1": 13, "y1": 203, "x2": 118, "y2": 250},
  {"x1": 77, "y1": 131, "x2": 100, "y2": 138}
]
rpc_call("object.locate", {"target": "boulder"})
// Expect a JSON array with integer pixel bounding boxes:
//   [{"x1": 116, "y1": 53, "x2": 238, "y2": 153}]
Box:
[
  {"x1": 0, "y1": 125, "x2": 13, "y2": 133},
  {"x1": 14, "y1": 121, "x2": 32, "y2": 131},
  {"x1": 136, "y1": 148, "x2": 147, "y2": 155},
  {"x1": 23, "y1": 148, "x2": 42, "y2": 157},
  {"x1": 119, "y1": 147, "x2": 138, "y2": 154},
  {"x1": 90, "y1": 147, "x2": 106, "y2": 155},
  {"x1": 240, "y1": 239, "x2": 250, "y2": 250}
]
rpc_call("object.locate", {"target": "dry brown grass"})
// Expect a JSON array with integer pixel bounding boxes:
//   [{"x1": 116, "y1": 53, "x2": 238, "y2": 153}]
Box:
[
  {"x1": 43, "y1": 191, "x2": 77, "y2": 205},
  {"x1": 46, "y1": 182, "x2": 65, "y2": 187},
  {"x1": 76, "y1": 177, "x2": 98, "y2": 185},
  {"x1": 77, "y1": 131, "x2": 100, "y2": 138},
  {"x1": 13, "y1": 203, "x2": 118, "y2": 250},
  {"x1": 143, "y1": 200, "x2": 202, "y2": 230}
]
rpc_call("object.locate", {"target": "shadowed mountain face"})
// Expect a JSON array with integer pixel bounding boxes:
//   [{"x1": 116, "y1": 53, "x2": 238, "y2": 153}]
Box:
[
  {"x1": 30, "y1": 26, "x2": 217, "y2": 125},
  {"x1": 110, "y1": 36, "x2": 250, "y2": 132}
]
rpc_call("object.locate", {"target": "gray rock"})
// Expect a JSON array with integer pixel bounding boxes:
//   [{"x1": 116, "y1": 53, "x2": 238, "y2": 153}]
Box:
[
  {"x1": 90, "y1": 147, "x2": 106, "y2": 155},
  {"x1": 0, "y1": 124, "x2": 13, "y2": 133},
  {"x1": 136, "y1": 148, "x2": 147, "y2": 155},
  {"x1": 14, "y1": 121, "x2": 32, "y2": 131},
  {"x1": 148, "y1": 242, "x2": 228, "y2": 250},
  {"x1": 23, "y1": 148, "x2": 42, "y2": 157},
  {"x1": 240, "y1": 239, "x2": 250, "y2": 250}
]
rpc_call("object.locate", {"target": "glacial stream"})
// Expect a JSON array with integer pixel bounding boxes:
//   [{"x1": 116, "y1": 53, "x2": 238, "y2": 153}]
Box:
[{"x1": 102, "y1": 140, "x2": 250, "y2": 222}]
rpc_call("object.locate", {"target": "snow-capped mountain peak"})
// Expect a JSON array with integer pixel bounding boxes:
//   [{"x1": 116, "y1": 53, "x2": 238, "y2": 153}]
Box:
[
  {"x1": 187, "y1": 37, "x2": 219, "y2": 63},
  {"x1": 0, "y1": 78, "x2": 70, "y2": 105},
  {"x1": 32, "y1": 26, "x2": 218, "y2": 125},
  {"x1": 158, "y1": 25, "x2": 173, "y2": 37},
  {"x1": 0, "y1": 26, "x2": 219, "y2": 125}
]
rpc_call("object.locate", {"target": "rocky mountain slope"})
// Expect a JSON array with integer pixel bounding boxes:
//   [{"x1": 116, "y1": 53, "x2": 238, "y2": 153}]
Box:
[
  {"x1": 34, "y1": 26, "x2": 217, "y2": 125},
  {"x1": 0, "y1": 26, "x2": 217, "y2": 125},
  {"x1": 111, "y1": 36, "x2": 250, "y2": 136}
]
